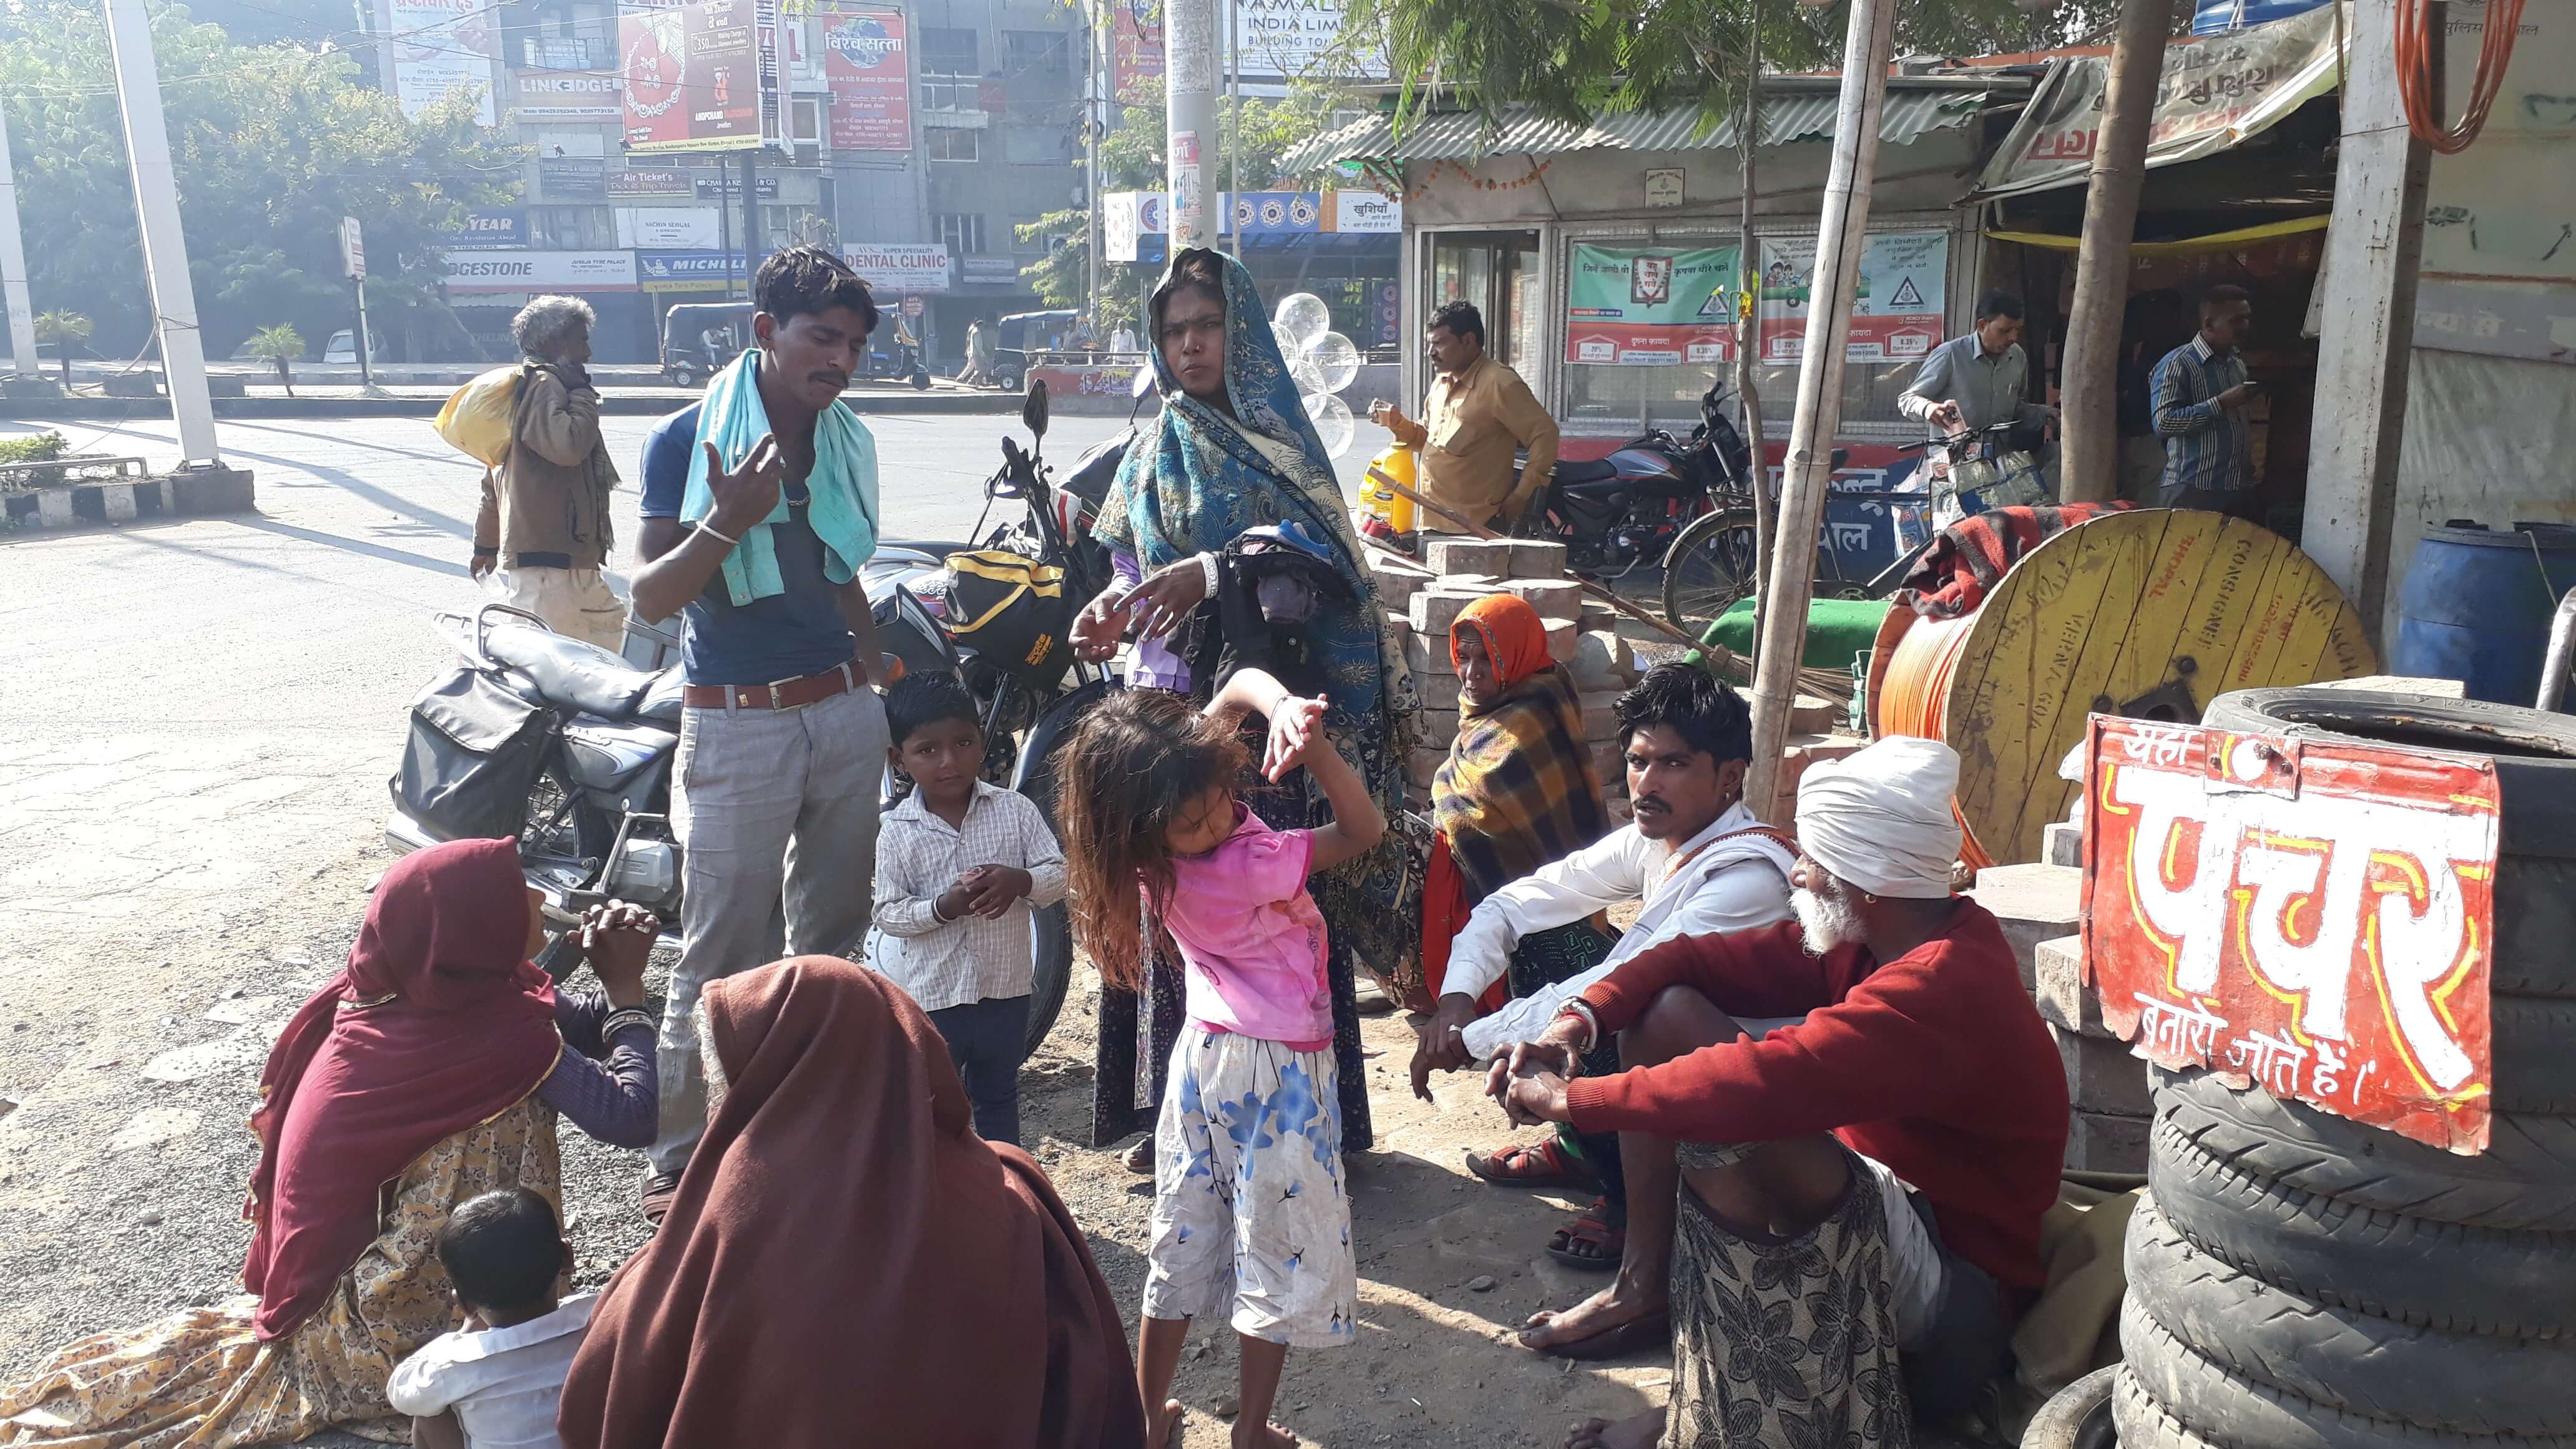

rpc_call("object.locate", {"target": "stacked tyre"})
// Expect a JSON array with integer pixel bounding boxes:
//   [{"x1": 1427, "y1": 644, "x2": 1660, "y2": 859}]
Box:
[{"x1": 2115, "y1": 688, "x2": 2576, "y2": 1449}]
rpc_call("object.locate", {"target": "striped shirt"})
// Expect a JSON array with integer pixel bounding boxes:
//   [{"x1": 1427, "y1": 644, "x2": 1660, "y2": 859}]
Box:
[
  {"x1": 871, "y1": 780, "x2": 1069, "y2": 1012},
  {"x1": 2150, "y1": 334, "x2": 2253, "y2": 494}
]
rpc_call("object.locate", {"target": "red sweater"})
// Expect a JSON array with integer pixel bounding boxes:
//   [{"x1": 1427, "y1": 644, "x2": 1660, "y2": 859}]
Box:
[{"x1": 1562, "y1": 903, "x2": 2067, "y2": 1298}]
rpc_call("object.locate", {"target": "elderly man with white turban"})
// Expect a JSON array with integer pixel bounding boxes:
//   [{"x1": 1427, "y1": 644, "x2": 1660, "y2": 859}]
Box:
[{"x1": 1492, "y1": 737, "x2": 2070, "y2": 1449}]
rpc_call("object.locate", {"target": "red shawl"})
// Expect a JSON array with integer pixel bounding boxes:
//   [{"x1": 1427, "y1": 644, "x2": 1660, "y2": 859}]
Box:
[
  {"x1": 556, "y1": 958, "x2": 1146, "y2": 1449},
  {"x1": 242, "y1": 837, "x2": 559, "y2": 1341},
  {"x1": 1895, "y1": 503, "x2": 2130, "y2": 619}
]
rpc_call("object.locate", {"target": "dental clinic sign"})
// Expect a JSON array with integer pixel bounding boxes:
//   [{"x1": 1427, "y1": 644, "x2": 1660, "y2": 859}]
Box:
[{"x1": 2082, "y1": 716, "x2": 2499, "y2": 1153}]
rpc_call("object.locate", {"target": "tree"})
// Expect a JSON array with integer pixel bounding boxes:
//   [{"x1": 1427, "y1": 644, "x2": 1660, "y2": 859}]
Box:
[
  {"x1": 0, "y1": 0, "x2": 517, "y2": 363},
  {"x1": 244, "y1": 322, "x2": 303, "y2": 396},
  {"x1": 1016, "y1": 79, "x2": 1351, "y2": 313},
  {"x1": 32, "y1": 309, "x2": 89, "y2": 388}
]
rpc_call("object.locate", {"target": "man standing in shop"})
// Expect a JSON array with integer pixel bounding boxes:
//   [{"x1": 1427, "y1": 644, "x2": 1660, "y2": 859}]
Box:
[
  {"x1": 1369, "y1": 301, "x2": 1559, "y2": 532},
  {"x1": 1897, "y1": 289, "x2": 2057, "y2": 444},
  {"x1": 2150, "y1": 283, "x2": 2262, "y2": 521}
]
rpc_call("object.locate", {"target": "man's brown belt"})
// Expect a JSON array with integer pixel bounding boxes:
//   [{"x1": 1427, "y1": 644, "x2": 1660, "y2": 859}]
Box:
[{"x1": 680, "y1": 662, "x2": 861, "y2": 711}]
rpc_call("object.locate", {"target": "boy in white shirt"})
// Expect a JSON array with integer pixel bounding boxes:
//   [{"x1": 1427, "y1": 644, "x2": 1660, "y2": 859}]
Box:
[
  {"x1": 873, "y1": 671, "x2": 1069, "y2": 1146},
  {"x1": 388, "y1": 1189, "x2": 592, "y2": 1449}
]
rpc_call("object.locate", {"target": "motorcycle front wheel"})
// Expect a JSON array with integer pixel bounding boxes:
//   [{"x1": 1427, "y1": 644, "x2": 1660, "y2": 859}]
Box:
[{"x1": 1661, "y1": 507, "x2": 1762, "y2": 641}]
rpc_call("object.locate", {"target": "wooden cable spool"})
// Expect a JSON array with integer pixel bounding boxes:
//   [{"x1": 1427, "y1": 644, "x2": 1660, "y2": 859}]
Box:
[{"x1": 1868, "y1": 510, "x2": 2378, "y2": 869}]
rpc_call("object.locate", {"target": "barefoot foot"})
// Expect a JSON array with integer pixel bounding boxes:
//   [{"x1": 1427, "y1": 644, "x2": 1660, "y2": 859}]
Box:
[
  {"x1": 1230, "y1": 1419, "x2": 1296, "y2": 1448},
  {"x1": 1147, "y1": 1398, "x2": 1185, "y2": 1449},
  {"x1": 1518, "y1": 1280, "x2": 1667, "y2": 1352},
  {"x1": 1565, "y1": 1410, "x2": 1662, "y2": 1449}
]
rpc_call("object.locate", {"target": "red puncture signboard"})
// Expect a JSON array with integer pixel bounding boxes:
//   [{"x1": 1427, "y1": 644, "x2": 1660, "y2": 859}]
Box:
[{"x1": 2081, "y1": 716, "x2": 2500, "y2": 1154}]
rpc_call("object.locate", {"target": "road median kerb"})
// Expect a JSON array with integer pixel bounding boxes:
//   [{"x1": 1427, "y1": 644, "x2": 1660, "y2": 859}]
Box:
[{"x1": 0, "y1": 388, "x2": 1030, "y2": 421}]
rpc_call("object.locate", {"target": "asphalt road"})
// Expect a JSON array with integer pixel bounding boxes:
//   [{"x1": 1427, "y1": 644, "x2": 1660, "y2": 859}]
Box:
[{"x1": 0, "y1": 407, "x2": 1394, "y2": 1399}]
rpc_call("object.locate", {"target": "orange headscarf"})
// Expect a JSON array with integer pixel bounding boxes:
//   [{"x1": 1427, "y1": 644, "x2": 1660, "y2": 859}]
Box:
[{"x1": 1449, "y1": 593, "x2": 1551, "y2": 690}]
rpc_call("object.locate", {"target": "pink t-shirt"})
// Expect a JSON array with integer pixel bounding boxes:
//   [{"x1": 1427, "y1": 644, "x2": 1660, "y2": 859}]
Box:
[{"x1": 1162, "y1": 806, "x2": 1333, "y2": 1050}]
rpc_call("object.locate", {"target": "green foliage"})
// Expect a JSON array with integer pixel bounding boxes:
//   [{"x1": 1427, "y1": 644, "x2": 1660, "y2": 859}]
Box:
[
  {"x1": 1337, "y1": 0, "x2": 2122, "y2": 133},
  {"x1": 32, "y1": 310, "x2": 90, "y2": 347},
  {"x1": 0, "y1": 431, "x2": 68, "y2": 464},
  {"x1": 243, "y1": 323, "x2": 304, "y2": 363},
  {"x1": 1017, "y1": 79, "x2": 1353, "y2": 311},
  {"x1": 0, "y1": 0, "x2": 517, "y2": 359}
]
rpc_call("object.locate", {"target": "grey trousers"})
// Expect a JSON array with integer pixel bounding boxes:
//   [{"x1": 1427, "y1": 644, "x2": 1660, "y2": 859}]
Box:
[{"x1": 651, "y1": 683, "x2": 890, "y2": 1175}]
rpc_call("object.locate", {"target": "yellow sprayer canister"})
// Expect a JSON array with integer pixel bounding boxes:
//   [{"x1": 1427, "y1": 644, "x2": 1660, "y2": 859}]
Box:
[{"x1": 1365, "y1": 445, "x2": 1418, "y2": 533}]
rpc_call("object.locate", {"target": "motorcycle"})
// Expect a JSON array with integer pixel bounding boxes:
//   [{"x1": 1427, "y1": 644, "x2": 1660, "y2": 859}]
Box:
[
  {"x1": 383, "y1": 383, "x2": 1107, "y2": 1059},
  {"x1": 1509, "y1": 381, "x2": 1758, "y2": 585}
]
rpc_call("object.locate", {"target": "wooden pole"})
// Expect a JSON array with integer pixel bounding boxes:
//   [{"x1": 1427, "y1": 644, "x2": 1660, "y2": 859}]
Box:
[
  {"x1": 1743, "y1": 0, "x2": 1898, "y2": 827},
  {"x1": 2303, "y1": 0, "x2": 2431, "y2": 646},
  {"x1": 1364, "y1": 467, "x2": 1707, "y2": 651},
  {"x1": 1734, "y1": 16, "x2": 1773, "y2": 662},
  {"x1": 2059, "y1": 0, "x2": 2178, "y2": 504}
]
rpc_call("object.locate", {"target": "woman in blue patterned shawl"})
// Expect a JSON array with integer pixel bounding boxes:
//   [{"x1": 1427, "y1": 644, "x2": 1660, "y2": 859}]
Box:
[{"x1": 1072, "y1": 247, "x2": 1417, "y2": 1156}]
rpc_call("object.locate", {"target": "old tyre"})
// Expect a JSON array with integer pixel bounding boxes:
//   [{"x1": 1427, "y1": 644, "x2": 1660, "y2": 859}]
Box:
[
  {"x1": 2200, "y1": 688, "x2": 2576, "y2": 998},
  {"x1": 2148, "y1": 1111, "x2": 2576, "y2": 1339},
  {"x1": 2125, "y1": 1197, "x2": 2576, "y2": 1433},
  {"x1": 2492, "y1": 995, "x2": 2576, "y2": 1115},
  {"x1": 2122, "y1": 1300, "x2": 2576, "y2": 1449},
  {"x1": 2110, "y1": 1367, "x2": 2221, "y2": 1449},
  {"x1": 2152, "y1": 1066, "x2": 2576, "y2": 1231},
  {"x1": 1660, "y1": 507, "x2": 1760, "y2": 640},
  {"x1": 2024, "y1": 1366, "x2": 2119, "y2": 1449}
]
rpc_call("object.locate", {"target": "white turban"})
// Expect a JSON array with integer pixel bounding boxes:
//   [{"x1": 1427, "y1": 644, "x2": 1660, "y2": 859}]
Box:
[{"x1": 1794, "y1": 736, "x2": 1963, "y2": 899}]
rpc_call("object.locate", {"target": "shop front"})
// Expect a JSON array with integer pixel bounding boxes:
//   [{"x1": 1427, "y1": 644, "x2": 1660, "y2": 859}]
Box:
[
  {"x1": 1290, "y1": 73, "x2": 2028, "y2": 512},
  {"x1": 439, "y1": 248, "x2": 649, "y2": 362},
  {"x1": 1102, "y1": 189, "x2": 1405, "y2": 349}
]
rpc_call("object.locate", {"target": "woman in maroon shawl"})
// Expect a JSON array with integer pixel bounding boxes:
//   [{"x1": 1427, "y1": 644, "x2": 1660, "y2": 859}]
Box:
[
  {"x1": 0, "y1": 838, "x2": 660, "y2": 1447},
  {"x1": 558, "y1": 956, "x2": 1145, "y2": 1449}
]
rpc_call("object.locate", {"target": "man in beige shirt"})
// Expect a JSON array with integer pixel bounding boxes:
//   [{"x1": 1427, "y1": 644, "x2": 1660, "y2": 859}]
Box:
[{"x1": 1371, "y1": 301, "x2": 1559, "y2": 530}]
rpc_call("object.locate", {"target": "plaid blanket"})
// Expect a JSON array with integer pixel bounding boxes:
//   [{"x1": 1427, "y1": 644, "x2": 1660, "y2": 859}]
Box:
[{"x1": 1896, "y1": 502, "x2": 2131, "y2": 620}]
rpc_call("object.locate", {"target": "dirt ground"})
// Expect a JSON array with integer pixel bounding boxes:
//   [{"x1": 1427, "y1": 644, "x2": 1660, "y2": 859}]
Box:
[{"x1": 0, "y1": 858, "x2": 1673, "y2": 1449}]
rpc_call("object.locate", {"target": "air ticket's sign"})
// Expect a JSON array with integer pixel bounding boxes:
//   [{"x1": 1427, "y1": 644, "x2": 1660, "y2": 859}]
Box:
[{"x1": 2082, "y1": 716, "x2": 2499, "y2": 1154}]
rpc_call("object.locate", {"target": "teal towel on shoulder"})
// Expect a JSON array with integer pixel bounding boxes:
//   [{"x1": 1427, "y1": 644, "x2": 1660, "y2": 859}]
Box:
[{"x1": 678, "y1": 350, "x2": 878, "y2": 605}]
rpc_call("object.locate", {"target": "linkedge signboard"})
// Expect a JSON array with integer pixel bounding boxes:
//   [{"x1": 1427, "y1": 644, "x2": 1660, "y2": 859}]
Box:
[{"x1": 2081, "y1": 716, "x2": 2500, "y2": 1154}]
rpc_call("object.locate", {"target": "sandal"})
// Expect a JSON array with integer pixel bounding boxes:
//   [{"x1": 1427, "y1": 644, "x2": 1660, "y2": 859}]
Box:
[
  {"x1": 1544, "y1": 1198, "x2": 1624, "y2": 1271},
  {"x1": 1122, "y1": 1136, "x2": 1156, "y2": 1174},
  {"x1": 1464, "y1": 1138, "x2": 1596, "y2": 1188}
]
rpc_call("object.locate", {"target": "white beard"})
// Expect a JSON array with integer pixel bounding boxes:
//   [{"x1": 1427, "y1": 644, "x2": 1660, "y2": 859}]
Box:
[{"x1": 1793, "y1": 886, "x2": 1863, "y2": 955}]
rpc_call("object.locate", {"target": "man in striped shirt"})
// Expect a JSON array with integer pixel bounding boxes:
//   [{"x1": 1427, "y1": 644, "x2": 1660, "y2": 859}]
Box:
[{"x1": 2150, "y1": 284, "x2": 2262, "y2": 519}]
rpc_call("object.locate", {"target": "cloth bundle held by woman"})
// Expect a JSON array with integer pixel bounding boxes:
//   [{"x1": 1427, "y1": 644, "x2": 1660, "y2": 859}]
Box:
[{"x1": 556, "y1": 957, "x2": 1144, "y2": 1449}]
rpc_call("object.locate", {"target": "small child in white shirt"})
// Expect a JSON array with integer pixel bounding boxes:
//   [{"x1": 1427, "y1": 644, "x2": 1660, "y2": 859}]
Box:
[
  {"x1": 872, "y1": 671, "x2": 1069, "y2": 1147},
  {"x1": 388, "y1": 1188, "x2": 592, "y2": 1449}
]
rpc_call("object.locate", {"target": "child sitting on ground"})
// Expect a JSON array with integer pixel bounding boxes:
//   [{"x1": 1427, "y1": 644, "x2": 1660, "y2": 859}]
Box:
[
  {"x1": 1059, "y1": 670, "x2": 1383, "y2": 1449},
  {"x1": 388, "y1": 1188, "x2": 590, "y2": 1449},
  {"x1": 871, "y1": 670, "x2": 1069, "y2": 1146}
]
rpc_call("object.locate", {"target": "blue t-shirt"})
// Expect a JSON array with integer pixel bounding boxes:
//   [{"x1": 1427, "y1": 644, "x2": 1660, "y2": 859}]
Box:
[{"x1": 637, "y1": 402, "x2": 859, "y2": 687}]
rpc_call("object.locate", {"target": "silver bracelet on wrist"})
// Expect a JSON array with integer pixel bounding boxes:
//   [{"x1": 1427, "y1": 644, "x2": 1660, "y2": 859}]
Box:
[
  {"x1": 1559, "y1": 999, "x2": 1601, "y2": 1057},
  {"x1": 695, "y1": 519, "x2": 742, "y2": 549},
  {"x1": 600, "y1": 1007, "x2": 655, "y2": 1043},
  {"x1": 1196, "y1": 551, "x2": 1219, "y2": 595}
]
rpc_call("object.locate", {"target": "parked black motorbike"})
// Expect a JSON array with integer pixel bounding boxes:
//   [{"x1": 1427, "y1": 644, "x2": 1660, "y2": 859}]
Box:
[
  {"x1": 384, "y1": 384, "x2": 1104, "y2": 1060},
  {"x1": 1509, "y1": 382, "x2": 1758, "y2": 586}
]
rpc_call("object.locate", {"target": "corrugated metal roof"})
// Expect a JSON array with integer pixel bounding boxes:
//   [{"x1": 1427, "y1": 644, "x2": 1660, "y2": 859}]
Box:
[{"x1": 1281, "y1": 83, "x2": 2007, "y2": 173}]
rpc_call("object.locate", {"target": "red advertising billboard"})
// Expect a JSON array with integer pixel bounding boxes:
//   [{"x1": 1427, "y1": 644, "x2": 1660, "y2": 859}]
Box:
[
  {"x1": 622, "y1": 0, "x2": 765, "y2": 154},
  {"x1": 821, "y1": 6, "x2": 911, "y2": 151},
  {"x1": 1111, "y1": 0, "x2": 1164, "y2": 104},
  {"x1": 2082, "y1": 716, "x2": 2500, "y2": 1154}
]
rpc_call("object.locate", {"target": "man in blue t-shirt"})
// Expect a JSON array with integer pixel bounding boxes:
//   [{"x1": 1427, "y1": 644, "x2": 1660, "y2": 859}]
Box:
[{"x1": 629, "y1": 246, "x2": 891, "y2": 1217}]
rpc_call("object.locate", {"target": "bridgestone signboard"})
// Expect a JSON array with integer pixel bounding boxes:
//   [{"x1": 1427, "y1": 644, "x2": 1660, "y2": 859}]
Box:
[{"x1": 442, "y1": 250, "x2": 641, "y2": 293}]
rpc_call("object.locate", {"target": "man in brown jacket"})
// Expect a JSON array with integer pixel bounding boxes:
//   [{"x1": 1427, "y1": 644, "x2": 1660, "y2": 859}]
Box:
[{"x1": 473, "y1": 295, "x2": 626, "y2": 649}]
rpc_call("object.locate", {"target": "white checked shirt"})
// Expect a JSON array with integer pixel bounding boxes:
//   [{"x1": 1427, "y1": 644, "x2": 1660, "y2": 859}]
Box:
[{"x1": 871, "y1": 780, "x2": 1070, "y2": 1012}]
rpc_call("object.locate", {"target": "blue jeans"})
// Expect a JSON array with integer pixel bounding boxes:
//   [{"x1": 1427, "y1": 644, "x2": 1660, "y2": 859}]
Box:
[{"x1": 926, "y1": 995, "x2": 1031, "y2": 1146}]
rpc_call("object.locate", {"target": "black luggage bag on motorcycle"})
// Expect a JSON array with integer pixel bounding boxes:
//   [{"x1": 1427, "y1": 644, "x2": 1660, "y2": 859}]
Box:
[
  {"x1": 390, "y1": 668, "x2": 557, "y2": 841},
  {"x1": 943, "y1": 549, "x2": 1077, "y2": 693}
]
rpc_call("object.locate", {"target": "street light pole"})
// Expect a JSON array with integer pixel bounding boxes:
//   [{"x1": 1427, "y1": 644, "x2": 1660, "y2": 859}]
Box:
[
  {"x1": 1085, "y1": 0, "x2": 1103, "y2": 323},
  {"x1": 1165, "y1": 0, "x2": 1217, "y2": 250},
  {"x1": 0, "y1": 101, "x2": 39, "y2": 379},
  {"x1": 104, "y1": 0, "x2": 220, "y2": 464}
]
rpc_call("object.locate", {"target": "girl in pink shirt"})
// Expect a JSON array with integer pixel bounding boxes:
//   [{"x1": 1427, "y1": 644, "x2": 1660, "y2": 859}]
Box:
[{"x1": 1060, "y1": 671, "x2": 1385, "y2": 1449}]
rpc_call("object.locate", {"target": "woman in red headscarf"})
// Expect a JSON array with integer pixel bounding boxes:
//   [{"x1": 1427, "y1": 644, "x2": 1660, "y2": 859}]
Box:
[
  {"x1": 0, "y1": 838, "x2": 661, "y2": 1447},
  {"x1": 558, "y1": 956, "x2": 1145, "y2": 1449},
  {"x1": 1409, "y1": 595, "x2": 1619, "y2": 1202}
]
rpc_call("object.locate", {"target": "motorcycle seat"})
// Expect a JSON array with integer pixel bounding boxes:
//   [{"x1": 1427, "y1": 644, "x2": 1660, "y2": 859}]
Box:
[
  {"x1": 563, "y1": 713, "x2": 678, "y2": 792},
  {"x1": 1552, "y1": 457, "x2": 1619, "y2": 487},
  {"x1": 479, "y1": 617, "x2": 675, "y2": 722}
]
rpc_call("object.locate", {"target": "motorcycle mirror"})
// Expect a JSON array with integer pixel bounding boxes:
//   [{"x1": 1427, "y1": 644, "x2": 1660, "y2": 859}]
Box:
[
  {"x1": 1131, "y1": 363, "x2": 1157, "y2": 400},
  {"x1": 1021, "y1": 379, "x2": 1050, "y2": 441}
]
